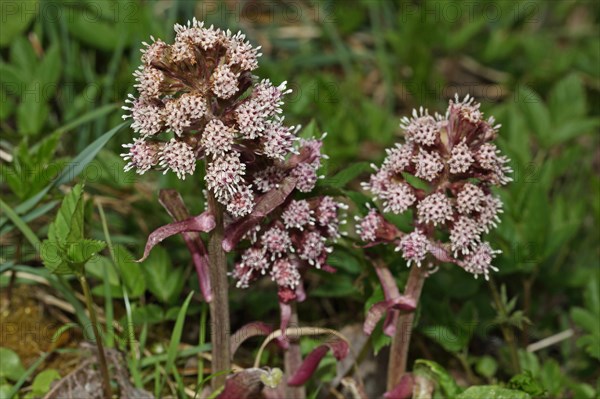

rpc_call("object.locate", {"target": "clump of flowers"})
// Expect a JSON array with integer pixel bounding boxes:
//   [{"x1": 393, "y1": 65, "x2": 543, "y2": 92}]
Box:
[
  {"x1": 357, "y1": 95, "x2": 511, "y2": 280},
  {"x1": 232, "y1": 193, "x2": 347, "y2": 302},
  {"x1": 121, "y1": 18, "x2": 325, "y2": 219}
]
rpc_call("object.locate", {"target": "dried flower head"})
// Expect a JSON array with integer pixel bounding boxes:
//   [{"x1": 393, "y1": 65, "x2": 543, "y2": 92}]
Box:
[{"x1": 359, "y1": 94, "x2": 511, "y2": 279}]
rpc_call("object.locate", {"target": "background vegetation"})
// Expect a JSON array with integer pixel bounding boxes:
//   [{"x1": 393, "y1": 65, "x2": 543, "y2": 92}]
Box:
[{"x1": 1, "y1": 0, "x2": 598, "y2": 398}]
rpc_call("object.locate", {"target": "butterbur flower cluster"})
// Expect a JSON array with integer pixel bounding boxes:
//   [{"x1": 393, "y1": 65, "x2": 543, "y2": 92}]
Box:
[
  {"x1": 121, "y1": 18, "x2": 320, "y2": 219},
  {"x1": 232, "y1": 194, "x2": 347, "y2": 303},
  {"x1": 357, "y1": 95, "x2": 511, "y2": 280}
]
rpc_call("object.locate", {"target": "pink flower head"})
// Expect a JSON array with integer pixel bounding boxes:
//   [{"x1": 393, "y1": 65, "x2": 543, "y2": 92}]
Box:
[
  {"x1": 226, "y1": 32, "x2": 261, "y2": 71},
  {"x1": 361, "y1": 167, "x2": 393, "y2": 199},
  {"x1": 164, "y1": 94, "x2": 206, "y2": 136},
  {"x1": 382, "y1": 143, "x2": 414, "y2": 174},
  {"x1": 271, "y1": 258, "x2": 301, "y2": 289},
  {"x1": 211, "y1": 64, "x2": 240, "y2": 99},
  {"x1": 461, "y1": 242, "x2": 500, "y2": 280},
  {"x1": 298, "y1": 231, "x2": 328, "y2": 268},
  {"x1": 396, "y1": 230, "x2": 430, "y2": 267},
  {"x1": 201, "y1": 119, "x2": 235, "y2": 156},
  {"x1": 417, "y1": 192, "x2": 453, "y2": 226},
  {"x1": 450, "y1": 216, "x2": 481, "y2": 256},
  {"x1": 133, "y1": 66, "x2": 164, "y2": 99},
  {"x1": 121, "y1": 139, "x2": 159, "y2": 174},
  {"x1": 291, "y1": 162, "x2": 319, "y2": 193},
  {"x1": 380, "y1": 182, "x2": 416, "y2": 214},
  {"x1": 226, "y1": 184, "x2": 255, "y2": 218},
  {"x1": 400, "y1": 107, "x2": 440, "y2": 146},
  {"x1": 241, "y1": 247, "x2": 269, "y2": 275},
  {"x1": 262, "y1": 119, "x2": 296, "y2": 160},
  {"x1": 413, "y1": 149, "x2": 444, "y2": 182},
  {"x1": 478, "y1": 194, "x2": 503, "y2": 233},
  {"x1": 282, "y1": 200, "x2": 314, "y2": 230},
  {"x1": 122, "y1": 96, "x2": 164, "y2": 136},
  {"x1": 456, "y1": 183, "x2": 486, "y2": 215},
  {"x1": 448, "y1": 139, "x2": 474, "y2": 174},
  {"x1": 253, "y1": 166, "x2": 285, "y2": 192},
  {"x1": 262, "y1": 226, "x2": 292, "y2": 258},
  {"x1": 158, "y1": 139, "x2": 196, "y2": 179},
  {"x1": 360, "y1": 94, "x2": 511, "y2": 280},
  {"x1": 232, "y1": 262, "x2": 253, "y2": 289},
  {"x1": 204, "y1": 153, "x2": 246, "y2": 202}
]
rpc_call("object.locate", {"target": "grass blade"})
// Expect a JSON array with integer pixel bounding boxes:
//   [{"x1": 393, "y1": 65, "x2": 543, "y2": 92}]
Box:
[
  {"x1": 160, "y1": 291, "x2": 194, "y2": 393},
  {"x1": 0, "y1": 198, "x2": 41, "y2": 249}
]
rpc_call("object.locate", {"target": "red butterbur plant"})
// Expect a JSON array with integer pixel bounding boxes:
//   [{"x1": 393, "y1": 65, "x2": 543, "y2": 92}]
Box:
[
  {"x1": 355, "y1": 95, "x2": 512, "y2": 393},
  {"x1": 122, "y1": 19, "x2": 349, "y2": 392}
]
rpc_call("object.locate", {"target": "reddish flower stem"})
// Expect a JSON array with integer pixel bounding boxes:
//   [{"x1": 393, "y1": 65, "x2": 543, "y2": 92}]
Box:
[
  {"x1": 284, "y1": 303, "x2": 306, "y2": 399},
  {"x1": 207, "y1": 193, "x2": 231, "y2": 389},
  {"x1": 386, "y1": 265, "x2": 428, "y2": 391}
]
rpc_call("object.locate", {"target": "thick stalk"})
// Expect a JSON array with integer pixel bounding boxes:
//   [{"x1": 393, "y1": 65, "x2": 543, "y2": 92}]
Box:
[
  {"x1": 79, "y1": 275, "x2": 112, "y2": 398},
  {"x1": 386, "y1": 266, "x2": 428, "y2": 391},
  {"x1": 207, "y1": 194, "x2": 231, "y2": 389},
  {"x1": 284, "y1": 303, "x2": 306, "y2": 399}
]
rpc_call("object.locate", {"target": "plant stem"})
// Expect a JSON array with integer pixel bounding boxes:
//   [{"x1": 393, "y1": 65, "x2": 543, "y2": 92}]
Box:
[
  {"x1": 284, "y1": 303, "x2": 306, "y2": 399},
  {"x1": 207, "y1": 193, "x2": 231, "y2": 389},
  {"x1": 79, "y1": 274, "x2": 112, "y2": 398},
  {"x1": 489, "y1": 279, "x2": 521, "y2": 374},
  {"x1": 387, "y1": 265, "x2": 428, "y2": 391}
]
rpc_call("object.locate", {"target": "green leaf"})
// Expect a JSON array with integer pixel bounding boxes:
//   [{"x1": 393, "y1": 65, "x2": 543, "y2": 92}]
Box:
[
  {"x1": 86, "y1": 255, "x2": 119, "y2": 286},
  {"x1": 413, "y1": 359, "x2": 461, "y2": 398},
  {"x1": 66, "y1": 10, "x2": 121, "y2": 51},
  {"x1": 30, "y1": 369, "x2": 61, "y2": 396},
  {"x1": 0, "y1": 385, "x2": 13, "y2": 399},
  {"x1": 508, "y1": 371, "x2": 546, "y2": 397},
  {"x1": 515, "y1": 86, "x2": 551, "y2": 148},
  {"x1": 9, "y1": 34, "x2": 36, "y2": 74},
  {"x1": 0, "y1": 0, "x2": 38, "y2": 47},
  {"x1": 16, "y1": 80, "x2": 49, "y2": 136},
  {"x1": 36, "y1": 44, "x2": 62, "y2": 99},
  {"x1": 456, "y1": 386, "x2": 531, "y2": 399},
  {"x1": 421, "y1": 325, "x2": 466, "y2": 353},
  {"x1": 0, "y1": 347, "x2": 25, "y2": 381},
  {"x1": 47, "y1": 184, "x2": 84, "y2": 245},
  {"x1": 571, "y1": 280, "x2": 600, "y2": 360},
  {"x1": 475, "y1": 355, "x2": 498, "y2": 378},
  {"x1": 66, "y1": 239, "x2": 106, "y2": 266},
  {"x1": 549, "y1": 118, "x2": 600, "y2": 146},
  {"x1": 41, "y1": 184, "x2": 97, "y2": 276},
  {"x1": 40, "y1": 240, "x2": 71, "y2": 275},
  {"x1": 319, "y1": 162, "x2": 371, "y2": 189},
  {"x1": 112, "y1": 244, "x2": 146, "y2": 298},
  {"x1": 141, "y1": 246, "x2": 184, "y2": 304},
  {"x1": 548, "y1": 73, "x2": 586, "y2": 125}
]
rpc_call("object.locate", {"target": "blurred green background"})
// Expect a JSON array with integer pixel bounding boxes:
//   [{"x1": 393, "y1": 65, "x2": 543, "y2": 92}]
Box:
[{"x1": 1, "y1": 0, "x2": 599, "y2": 398}]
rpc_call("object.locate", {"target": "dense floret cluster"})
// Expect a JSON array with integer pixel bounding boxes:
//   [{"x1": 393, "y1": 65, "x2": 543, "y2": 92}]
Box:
[
  {"x1": 121, "y1": 19, "x2": 322, "y2": 219},
  {"x1": 232, "y1": 196, "x2": 347, "y2": 302},
  {"x1": 357, "y1": 95, "x2": 511, "y2": 279}
]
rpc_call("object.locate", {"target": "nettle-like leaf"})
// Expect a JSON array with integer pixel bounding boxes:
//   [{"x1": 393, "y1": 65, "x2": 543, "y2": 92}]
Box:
[
  {"x1": 412, "y1": 359, "x2": 461, "y2": 398},
  {"x1": 41, "y1": 184, "x2": 106, "y2": 275},
  {"x1": 571, "y1": 281, "x2": 600, "y2": 360}
]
